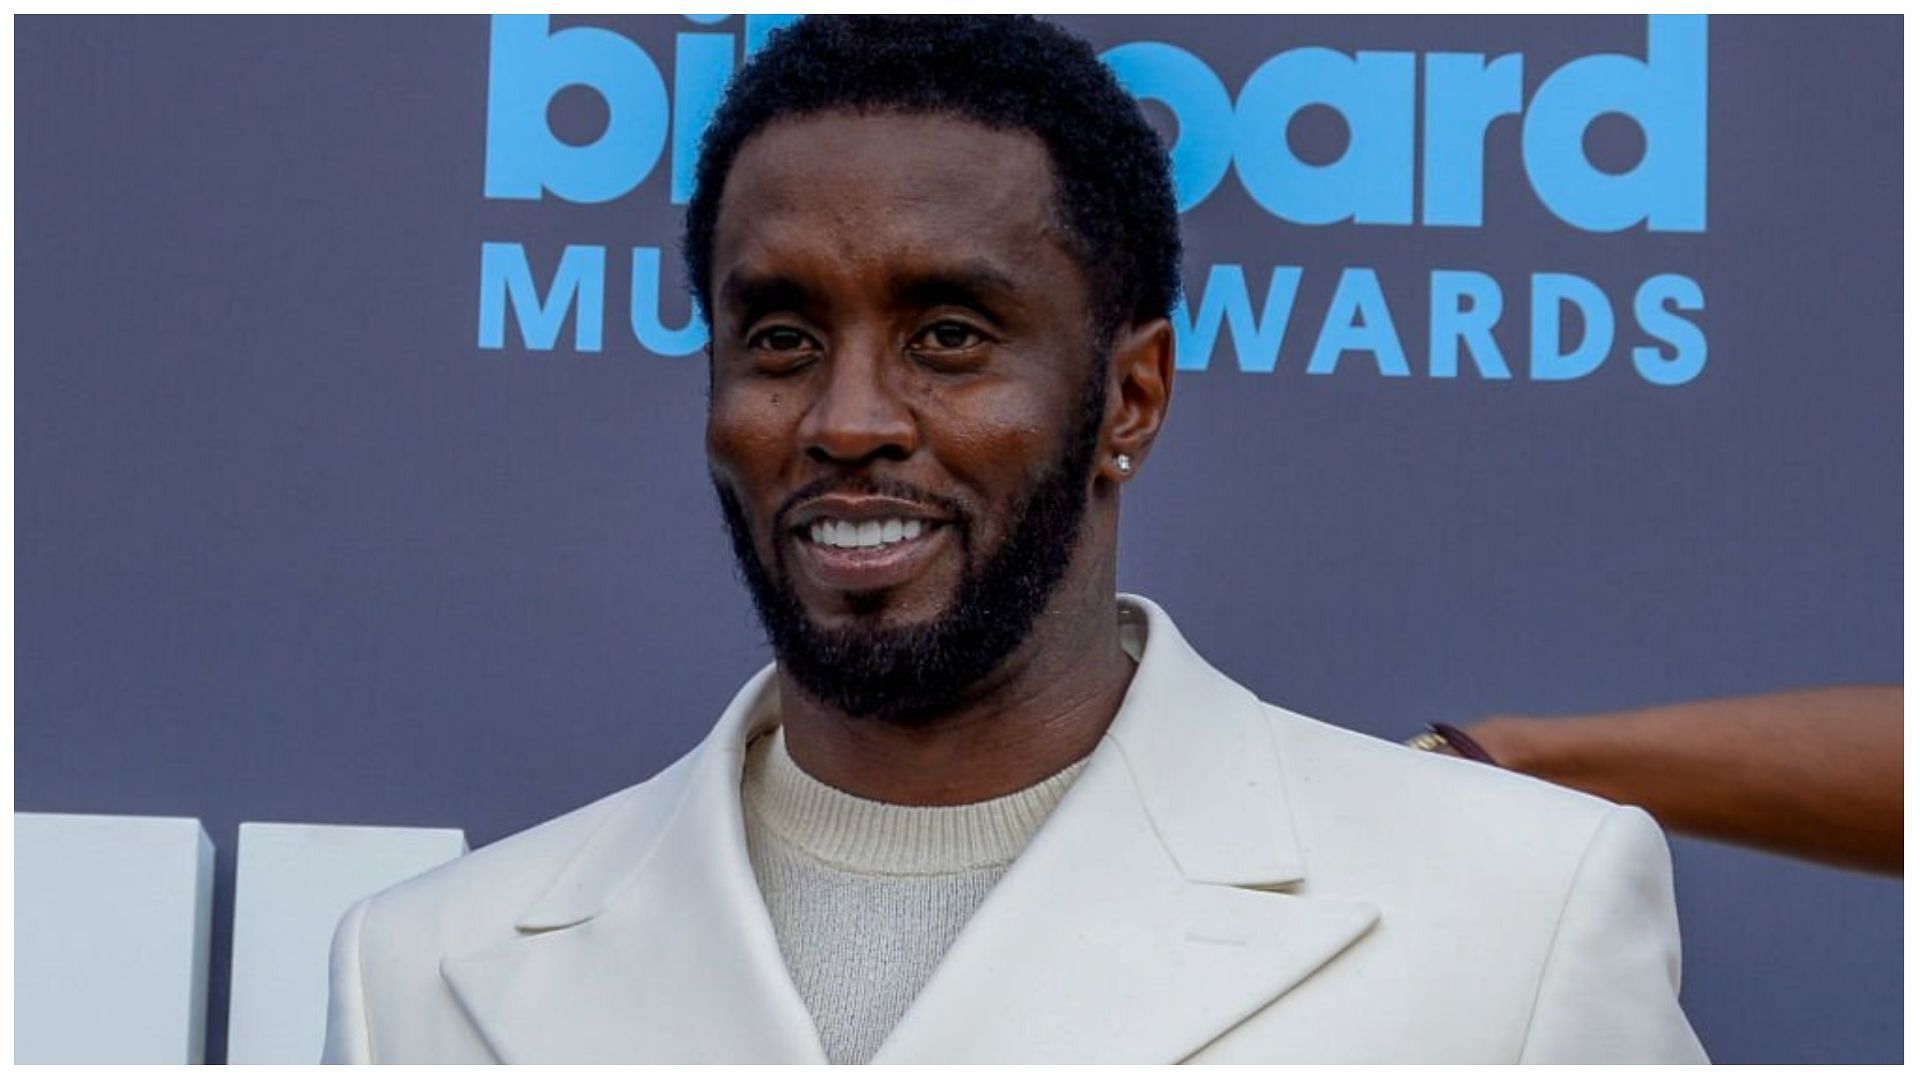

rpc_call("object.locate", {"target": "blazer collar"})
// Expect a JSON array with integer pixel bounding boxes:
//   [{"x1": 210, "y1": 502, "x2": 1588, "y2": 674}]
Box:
[
  {"x1": 1103, "y1": 595, "x2": 1307, "y2": 887},
  {"x1": 441, "y1": 595, "x2": 1376, "y2": 1063}
]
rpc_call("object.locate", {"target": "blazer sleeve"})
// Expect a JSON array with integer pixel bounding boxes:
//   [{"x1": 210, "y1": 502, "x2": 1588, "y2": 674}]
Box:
[
  {"x1": 1518, "y1": 804, "x2": 1709, "y2": 1063},
  {"x1": 322, "y1": 897, "x2": 375, "y2": 1065}
]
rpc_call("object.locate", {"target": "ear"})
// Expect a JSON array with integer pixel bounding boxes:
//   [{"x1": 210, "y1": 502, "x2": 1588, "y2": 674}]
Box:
[{"x1": 1099, "y1": 317, "x2": 1175, "y2": 483}]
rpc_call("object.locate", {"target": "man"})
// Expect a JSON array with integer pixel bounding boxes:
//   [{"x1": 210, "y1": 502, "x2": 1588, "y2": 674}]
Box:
[{"x1": 325, "y1": 16, "x2": 1706, "y2": 1063}]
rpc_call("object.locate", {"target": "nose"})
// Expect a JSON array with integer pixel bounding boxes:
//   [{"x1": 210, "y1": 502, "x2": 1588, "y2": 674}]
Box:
[{"x1": 798, "y1": 332, "x2": 918, "y2": 466}]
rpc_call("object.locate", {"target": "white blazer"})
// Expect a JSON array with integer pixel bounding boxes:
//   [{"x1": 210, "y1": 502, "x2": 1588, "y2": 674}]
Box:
[{"x1": 324, "y1": 596, "x2": 1707, "y2": 1063}]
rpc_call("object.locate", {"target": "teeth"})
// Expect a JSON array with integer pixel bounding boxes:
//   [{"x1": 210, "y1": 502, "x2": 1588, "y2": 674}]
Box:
[{"x1": 807, "y1": 517, "x2": 932, "y2": 550}]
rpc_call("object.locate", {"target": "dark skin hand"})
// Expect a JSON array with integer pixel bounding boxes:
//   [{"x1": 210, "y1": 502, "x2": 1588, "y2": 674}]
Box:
[
  {"x1": 1455, "y1": 686, "x2": 1902, "y2": 875},
  {"x1": 704, "y1": 111, "x2": 1175, "y2": 806}
]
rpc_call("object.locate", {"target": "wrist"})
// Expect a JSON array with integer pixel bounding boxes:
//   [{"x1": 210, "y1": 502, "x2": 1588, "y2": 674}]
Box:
[{"x1": 1459, "y1": 715, "x2": 1554, "y2": 775}]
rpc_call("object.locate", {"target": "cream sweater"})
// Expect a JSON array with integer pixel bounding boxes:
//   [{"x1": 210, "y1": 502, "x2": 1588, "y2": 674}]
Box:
[{"x1": 740, "y1": 729, "x2": 1087, "y2": 1065}]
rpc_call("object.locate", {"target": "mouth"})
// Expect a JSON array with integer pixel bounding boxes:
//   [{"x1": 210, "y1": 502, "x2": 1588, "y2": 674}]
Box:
[
  {"x1": 785, "y1": 500, "x2": 956, "y2": 596},
  {"x1": 804, "y1": 516, "x2": 931, "y2": 549}
]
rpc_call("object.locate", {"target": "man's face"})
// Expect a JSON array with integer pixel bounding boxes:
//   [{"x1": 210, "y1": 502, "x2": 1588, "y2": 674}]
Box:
[{"x1": 705, "y1": 111, "x2": 1107, "y2": 722}]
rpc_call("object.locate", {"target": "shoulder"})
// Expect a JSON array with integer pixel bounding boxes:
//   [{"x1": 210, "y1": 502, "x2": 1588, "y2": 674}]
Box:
[
  {"x1": 350, "y1": 748, "x2": 698, "y2": 960},
  {"x1": 1190, "y1": 702, "x2": 1701, "y2": 1061},
  {"x1": 1267, "y1": 700, "x2": 1618, "y2": 823},
  {"x1": 1259, "y1": 702, "x2": 1645, "y2": 892}
]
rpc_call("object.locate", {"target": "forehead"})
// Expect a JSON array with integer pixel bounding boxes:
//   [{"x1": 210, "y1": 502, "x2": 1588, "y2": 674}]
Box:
[{"x1": 710, "y1": 111, "x2": 1077, "y2": 305}]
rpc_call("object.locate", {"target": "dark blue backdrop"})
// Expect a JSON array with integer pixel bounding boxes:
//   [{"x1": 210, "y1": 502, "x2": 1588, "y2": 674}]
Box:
[{"x1": 16, "y1": 15, "x2": 1902, "y2": 1063}]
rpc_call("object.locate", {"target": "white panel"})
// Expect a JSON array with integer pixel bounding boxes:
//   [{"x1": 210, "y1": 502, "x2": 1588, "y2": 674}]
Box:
[
  {"x1": 15, "y1": 812, "x2": 216, "y2": 1064},
  {"x1": 225, "y1": 821, "x2": 468, "y2": 1064}
]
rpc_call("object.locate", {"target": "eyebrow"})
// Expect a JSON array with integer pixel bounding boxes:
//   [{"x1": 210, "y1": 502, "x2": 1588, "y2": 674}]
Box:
[
  {"x1": 715, "y1": 259, "x2": 1024, "y2": 326},
  {"x1": 892, "y1": 262, "x2": 1020, "y2": 313},
  {"x1": 718, "y1": 272, "x2": 816, "y2": 325}
]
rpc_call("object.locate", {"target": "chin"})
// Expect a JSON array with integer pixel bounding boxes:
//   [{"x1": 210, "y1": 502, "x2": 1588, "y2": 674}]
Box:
[{"x1": 809, "y1": 588, "x2": 944, "y2": 630}]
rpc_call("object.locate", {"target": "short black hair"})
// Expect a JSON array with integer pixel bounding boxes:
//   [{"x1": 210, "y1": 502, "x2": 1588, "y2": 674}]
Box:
[{"x1": 682, "y1": 15, "x2": 1182, "y2": 339}]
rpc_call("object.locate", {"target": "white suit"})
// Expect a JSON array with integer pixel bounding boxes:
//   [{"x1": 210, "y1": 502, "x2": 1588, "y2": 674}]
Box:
[{"x1": 324, "y1": 595, "x2": 1707, "y2": 1063}]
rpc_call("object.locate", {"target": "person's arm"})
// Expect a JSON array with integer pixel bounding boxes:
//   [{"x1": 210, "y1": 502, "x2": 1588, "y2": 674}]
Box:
[{"x1": 1458, "y1": 686, "x2": 1901, "y2": 875}]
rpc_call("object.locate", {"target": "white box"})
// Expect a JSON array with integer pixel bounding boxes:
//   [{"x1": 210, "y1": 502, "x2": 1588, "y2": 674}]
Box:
[
  {"x1": 225, "y1": 821, "x2": 468, "y2": 1064},
  {"x1": 15, "y1": 812, "x2": 216, "y2": 1064}
]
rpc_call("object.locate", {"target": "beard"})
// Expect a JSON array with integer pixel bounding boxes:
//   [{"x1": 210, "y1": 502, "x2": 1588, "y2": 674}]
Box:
[{"x1": 714, "y1": 356, "x2": 1107, "y2": 725}]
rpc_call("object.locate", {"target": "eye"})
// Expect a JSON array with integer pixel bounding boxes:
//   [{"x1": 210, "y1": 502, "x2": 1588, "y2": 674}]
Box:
[
  {"x1": 748, "y1": 325, "x2": 815, "y2": 353},
  {"x1": 743, "y1": 324, "x2": 821, "y2": 374},
  {"x1": 910, "y1": 320, "x2": 989, "y2": 353}
]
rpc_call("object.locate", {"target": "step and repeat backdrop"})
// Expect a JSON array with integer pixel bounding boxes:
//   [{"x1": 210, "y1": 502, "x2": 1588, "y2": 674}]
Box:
[{"x1": 17, "y1": 15, "x2": 1901, "y2": 1063}]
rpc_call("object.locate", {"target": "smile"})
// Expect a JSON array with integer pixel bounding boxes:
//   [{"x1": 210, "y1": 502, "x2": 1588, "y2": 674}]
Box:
[
  {"x1": 806, "y1": 517, "x2": 928, "y2": 550},
  {"x1": 791, "y1": 516, "x2": 950, "y2": 593}
]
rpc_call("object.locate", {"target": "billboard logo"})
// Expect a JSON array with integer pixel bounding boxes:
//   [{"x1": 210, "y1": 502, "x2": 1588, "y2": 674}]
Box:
[
  {"x1": 476, "y1": 15, "x2": 1707, "y2": 385},
  {"x1": 484, "y1": 14, "x2": 1704, "y2": 233}
]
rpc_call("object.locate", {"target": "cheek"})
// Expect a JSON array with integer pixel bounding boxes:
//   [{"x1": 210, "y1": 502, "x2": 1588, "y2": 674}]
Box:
[
  {"x1": 926, "y1": 383, "x2": 1065, "y2": 506},
  {"x1": 706, "y1": 387, "x2": 794, "y2": 495}
]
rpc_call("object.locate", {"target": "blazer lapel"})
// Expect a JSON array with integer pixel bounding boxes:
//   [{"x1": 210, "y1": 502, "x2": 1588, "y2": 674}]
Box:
[
  {"x1": 872, "y1": 597, "x2": 1379, "y2": 1064},
  {"x1": 439, "y1": 668, "x2": 827, "y2": 1064},
  {"x1": 438, "y1": 596, "x2": 1376, "y2": 1064}
]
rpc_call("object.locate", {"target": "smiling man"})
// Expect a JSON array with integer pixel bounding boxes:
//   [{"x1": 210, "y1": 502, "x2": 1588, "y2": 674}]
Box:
[{"x1": 325, "y1": 16, "x2": 1706, "y2": 1064}]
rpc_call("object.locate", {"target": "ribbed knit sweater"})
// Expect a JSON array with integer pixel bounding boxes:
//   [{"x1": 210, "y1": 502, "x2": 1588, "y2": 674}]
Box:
[{"x1": 740, "y1": 728, "x2": 1088, "y2": 1065}]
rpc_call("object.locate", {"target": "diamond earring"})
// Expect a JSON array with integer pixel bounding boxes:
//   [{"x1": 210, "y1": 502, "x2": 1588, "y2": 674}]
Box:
[{"x1": 1114, "y1": 453, "x2": 1133, "y2": 475}]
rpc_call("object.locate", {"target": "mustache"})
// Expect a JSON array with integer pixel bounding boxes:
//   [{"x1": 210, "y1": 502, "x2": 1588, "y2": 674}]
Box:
[{"x1": 773, "y1": 475, "x2": 969, "y2": 534}]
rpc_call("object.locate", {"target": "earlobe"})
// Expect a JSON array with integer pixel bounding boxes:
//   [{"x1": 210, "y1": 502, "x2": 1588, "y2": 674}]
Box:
[{"x1": 1101, "y1": 317, "x2": 1175, "y2": 482}]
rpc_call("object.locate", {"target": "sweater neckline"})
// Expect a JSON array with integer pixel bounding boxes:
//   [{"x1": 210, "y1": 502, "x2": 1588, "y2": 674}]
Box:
[{"x1": 740, "y1": 727, "x2": 1089, "y2": 876}]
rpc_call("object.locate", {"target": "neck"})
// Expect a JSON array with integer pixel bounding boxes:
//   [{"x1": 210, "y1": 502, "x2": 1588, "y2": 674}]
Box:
[{"x1": 777, "y1": 578, "x2": 1133, "y2": 806}]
